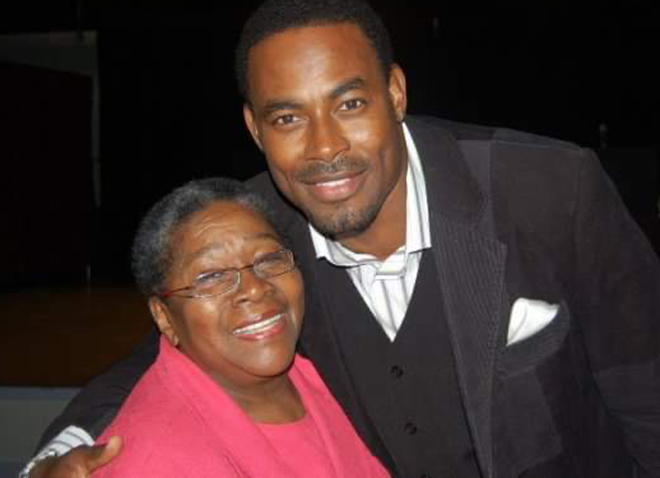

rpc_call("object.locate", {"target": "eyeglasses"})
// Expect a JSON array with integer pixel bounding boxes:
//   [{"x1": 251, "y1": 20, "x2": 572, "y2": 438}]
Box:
[{"x1": 158, "y1": 249, "x2": 296, "y2": 299}]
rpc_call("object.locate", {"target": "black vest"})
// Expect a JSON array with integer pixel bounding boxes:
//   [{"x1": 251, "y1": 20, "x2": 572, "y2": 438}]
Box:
[{"x1": 319, "y1": 250, "x2": 481, "y2": 478}]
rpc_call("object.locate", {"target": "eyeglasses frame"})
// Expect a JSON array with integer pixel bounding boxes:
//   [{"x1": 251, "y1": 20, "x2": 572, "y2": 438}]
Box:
[{"x1": 157, "y1": 249, "x2": 295, "y2": 299}]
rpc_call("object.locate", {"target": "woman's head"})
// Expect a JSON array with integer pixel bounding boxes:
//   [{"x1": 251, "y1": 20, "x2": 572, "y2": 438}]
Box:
[
  {"x1": 132, "y1": 177, "x2": 304, "y2": 391},
  {"x1": 132, "y1": 177, "x2": 283, "y2": 297}
]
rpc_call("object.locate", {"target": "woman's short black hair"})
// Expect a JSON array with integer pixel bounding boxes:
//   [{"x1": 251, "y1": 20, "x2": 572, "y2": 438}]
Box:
[
  {"x1": 131, "y1": 177, "x2": 282, "y2": 297},
  {"x1": 235, "y1": 0, "x2": 393, "y2": 102}
]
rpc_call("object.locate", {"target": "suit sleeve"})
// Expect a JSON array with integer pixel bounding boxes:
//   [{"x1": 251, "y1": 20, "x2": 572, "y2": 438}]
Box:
[
  {"x1": 37, "y1": 328, "x2": 160, "y2": 449},
  {"x1": 572, "y1": 149, "x2": 660, "y2": 475}
]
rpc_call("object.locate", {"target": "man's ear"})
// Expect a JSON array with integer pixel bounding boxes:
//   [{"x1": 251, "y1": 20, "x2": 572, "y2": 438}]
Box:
[
  {"x1": 388, "y1": 64, "x2": 407, "y2": 123},
  {"x1": 243, "y1": 103, "x2": 263, "y2": 151},
  {"x1": 148, "y1": 297, "x2": 180, "y2": 347}
]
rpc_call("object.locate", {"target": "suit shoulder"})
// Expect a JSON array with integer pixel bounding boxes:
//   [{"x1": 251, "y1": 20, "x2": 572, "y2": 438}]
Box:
[
  {"x1": 409, "y1": 115, "x2": 496, "y2": 142},
  {"x1": 245, "y1": 170, "x2": 275, "y2": 198},
  {"x1": 490, "y1": 127, "x2": 585, "y2": 160},
  {"x1": 245, "y1": 171, "x2": 302, "y2": 224},
  {"x1": 410, "y1": 114, "x2": 582, "y2": 155}
]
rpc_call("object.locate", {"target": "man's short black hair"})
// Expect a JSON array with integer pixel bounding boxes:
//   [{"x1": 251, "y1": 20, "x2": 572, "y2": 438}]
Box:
[
  {"x1": 235, "y1": 0, "x2": 393, "y2": 103},
  {"x1": 132, "y1": 177, "x2": 282, "y2": 297}
]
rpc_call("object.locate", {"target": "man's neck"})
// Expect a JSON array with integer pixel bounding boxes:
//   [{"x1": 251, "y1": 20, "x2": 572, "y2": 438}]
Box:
[{"x1": 338, "y1": 171, "x2": 407, "y2": 260}]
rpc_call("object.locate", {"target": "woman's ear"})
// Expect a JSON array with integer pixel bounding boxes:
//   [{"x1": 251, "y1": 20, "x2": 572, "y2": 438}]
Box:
[{"x1": 149, "y1": 297, "x2": 180, "y2": 347}]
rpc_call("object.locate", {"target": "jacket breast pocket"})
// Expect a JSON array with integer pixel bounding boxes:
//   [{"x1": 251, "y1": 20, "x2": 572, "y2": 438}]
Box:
[
  {"x1": 498, "y1": 300, "x2": 571, "y2": 378},
  {"x1": 493, "y1": 301, "x2": 575, "y2": 477}
]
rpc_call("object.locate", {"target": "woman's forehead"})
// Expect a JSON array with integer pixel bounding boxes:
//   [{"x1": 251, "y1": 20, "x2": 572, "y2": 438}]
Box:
[
  {"x1": 174, "y1": 202, "x2": 279, "y2": 257},
  {"x1": 187, "y1": 202, "x2": 272, "y2": 234}
]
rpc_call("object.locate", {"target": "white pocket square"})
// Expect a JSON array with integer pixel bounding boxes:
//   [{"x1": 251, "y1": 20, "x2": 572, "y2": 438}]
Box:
[{"x1": 507, "y1": 298, "x2": 559, "y2": 346}]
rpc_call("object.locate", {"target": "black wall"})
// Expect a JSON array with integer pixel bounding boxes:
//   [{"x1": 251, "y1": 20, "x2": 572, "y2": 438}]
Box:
[{"x1": 2, "y1": 4, "x2": 659, "y2": 285}]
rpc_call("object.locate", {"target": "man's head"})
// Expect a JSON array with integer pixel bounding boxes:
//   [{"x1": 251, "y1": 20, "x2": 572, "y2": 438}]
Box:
[
  {"x1": 238, "y1": 0, "x2": 408, "y2": 254},
  {"x1": 235, "y1": 0, "x2": 394, "y2": 103}
]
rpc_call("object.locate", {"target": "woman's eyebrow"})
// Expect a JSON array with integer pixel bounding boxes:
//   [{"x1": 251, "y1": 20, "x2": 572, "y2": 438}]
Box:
[{"x1": 185, "y1": 233, "x2": 282, "y2": 263}]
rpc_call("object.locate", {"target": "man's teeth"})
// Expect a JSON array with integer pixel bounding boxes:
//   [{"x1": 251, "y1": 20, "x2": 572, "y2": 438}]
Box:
[
  {"x1": 317, "y1": 178, "x2": 350, "y2": 188},
  {"x1": 233, "y1": 314, "x2": 283, "y2": 335}
]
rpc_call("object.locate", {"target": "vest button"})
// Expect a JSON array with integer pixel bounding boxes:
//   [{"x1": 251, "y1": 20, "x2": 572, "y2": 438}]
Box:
[
  {"x1": 404, "y1": 422, "x2": 418, "y2": 435},
  {"x1": 389, "y1": 365, "x2": 404, "y2": 378}
]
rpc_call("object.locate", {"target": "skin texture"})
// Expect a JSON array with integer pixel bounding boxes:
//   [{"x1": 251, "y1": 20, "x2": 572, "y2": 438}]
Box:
[
  {"x1": 243, "y1": 23, "x2": 408, "y2": 259},
  {"x1": 149, "y1": 201, "x2": 306, "y2": 423}
]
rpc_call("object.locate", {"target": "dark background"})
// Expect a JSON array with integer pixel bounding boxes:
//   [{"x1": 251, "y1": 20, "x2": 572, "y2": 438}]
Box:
[{"x1": 1, "y1": 1, "x2": 659, "y2": 289}]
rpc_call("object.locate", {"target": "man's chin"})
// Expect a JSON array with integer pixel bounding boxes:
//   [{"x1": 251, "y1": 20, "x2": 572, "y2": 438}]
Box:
[{"x1": 308, "y1": 209, "x2": 378, "y2": 242}]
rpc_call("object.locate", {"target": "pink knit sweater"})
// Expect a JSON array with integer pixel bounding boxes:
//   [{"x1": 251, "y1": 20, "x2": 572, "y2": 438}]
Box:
[{"x1": 93, "y1": 336, "x2": 390, "y2": 478}]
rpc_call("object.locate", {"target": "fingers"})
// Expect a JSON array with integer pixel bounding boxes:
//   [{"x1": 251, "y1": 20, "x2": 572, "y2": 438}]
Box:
[
  {"x1": 83, "y1": 437, "x2": 123, "y2": 471},
  {"x1": 30, "y1": 438, "x2": 123, "y2": 478}
]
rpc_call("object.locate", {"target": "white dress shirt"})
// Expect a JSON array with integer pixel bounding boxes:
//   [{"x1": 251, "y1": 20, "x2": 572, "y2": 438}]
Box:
[{"x1": 309, "y1": 123, "x2": 432, "y2": 341}]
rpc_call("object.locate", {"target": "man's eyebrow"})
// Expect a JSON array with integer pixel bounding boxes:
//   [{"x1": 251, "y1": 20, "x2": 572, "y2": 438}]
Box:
[
  {"x1": 329, "y1": 77, "x2": 367, "y2": 100},
  {"x1": 262, "y1": 100, "x2": 303, "y2": 115},
  {"x1": 261, "y1": 77, "x2": 367, "y2": 115}
]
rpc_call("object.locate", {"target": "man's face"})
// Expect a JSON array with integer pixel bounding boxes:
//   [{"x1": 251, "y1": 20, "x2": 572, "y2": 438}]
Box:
[{"x1": 243, "y1": 23, "x2": 407, "y2": 241}]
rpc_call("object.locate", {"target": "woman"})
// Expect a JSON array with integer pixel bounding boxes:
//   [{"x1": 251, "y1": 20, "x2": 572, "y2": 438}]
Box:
[{"x1": 92, "y1": 177, "x2": 390, "y2": 478}]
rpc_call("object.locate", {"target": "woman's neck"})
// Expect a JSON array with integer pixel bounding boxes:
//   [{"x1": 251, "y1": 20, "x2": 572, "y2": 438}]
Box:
[{"x1": 224, "y1": 373, "x2": 306, "y2": 424}]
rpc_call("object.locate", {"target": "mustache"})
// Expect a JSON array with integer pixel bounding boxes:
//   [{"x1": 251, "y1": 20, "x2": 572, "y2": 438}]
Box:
[{"x1": 293, "y1": 157, "x2": 368, "y2": 182}]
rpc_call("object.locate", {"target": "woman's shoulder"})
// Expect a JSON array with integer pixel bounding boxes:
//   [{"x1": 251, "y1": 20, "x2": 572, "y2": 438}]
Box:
[
  {"x1": 95, "y1": 391, "x2": 240, "y2": 478},
  {"x1": 93, "y1": 356, "x2": 216, "y2": 475},
  {"x1": 93, "y1": 424, "x2": 241, "y2": 478}
]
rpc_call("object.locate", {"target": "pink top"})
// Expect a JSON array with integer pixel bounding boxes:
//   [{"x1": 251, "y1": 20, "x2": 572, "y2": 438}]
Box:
[{"x1": 93, "y1": 336, "x2": 390, "y2": 478}]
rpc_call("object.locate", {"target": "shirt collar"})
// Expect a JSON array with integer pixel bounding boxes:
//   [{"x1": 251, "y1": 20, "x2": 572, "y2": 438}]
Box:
[{"x1": 309, "y1": 122, "x2": 431, "y2": 267}]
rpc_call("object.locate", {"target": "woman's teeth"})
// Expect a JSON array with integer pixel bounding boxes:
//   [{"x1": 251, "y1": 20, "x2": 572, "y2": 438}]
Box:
[{"x1": 232, "y1": 314, "x2": 283, "y2": 336}]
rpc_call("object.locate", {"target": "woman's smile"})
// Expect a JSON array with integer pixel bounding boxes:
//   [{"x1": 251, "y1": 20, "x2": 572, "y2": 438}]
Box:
[{"x1": 232, "y1": 311, "x2": 287, "y2": 338}]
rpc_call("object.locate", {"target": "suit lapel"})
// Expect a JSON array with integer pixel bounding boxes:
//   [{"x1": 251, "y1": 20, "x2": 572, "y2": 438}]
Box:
[{"x1": 409, "y1": 118, "x2": 507, "y2": 478}]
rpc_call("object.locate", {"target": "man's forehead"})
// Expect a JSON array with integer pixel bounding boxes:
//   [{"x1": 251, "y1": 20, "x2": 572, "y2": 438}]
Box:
[
  {"x1": 264, "y1": 23, "x2": 378, "y2": 65},
  {"x1": 251, "y1": 22, "x2": 368, "y2": 53},
  {"x1": 246, "y1": 23, "x2": 380, "y2": 103}
]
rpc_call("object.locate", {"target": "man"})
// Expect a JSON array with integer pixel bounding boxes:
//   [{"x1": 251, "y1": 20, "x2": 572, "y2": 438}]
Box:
[{"x1": 23, "y1": 0, "x2": 660, "y2": 477}]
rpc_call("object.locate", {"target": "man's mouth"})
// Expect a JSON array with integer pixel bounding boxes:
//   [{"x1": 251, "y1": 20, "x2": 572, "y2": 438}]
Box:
[
  {"x1": 294, "y1": 157, "x2": 369, "y2": 203},
  {"x1": 305, "y1": 171, "x2": 366, "y2": 203}
]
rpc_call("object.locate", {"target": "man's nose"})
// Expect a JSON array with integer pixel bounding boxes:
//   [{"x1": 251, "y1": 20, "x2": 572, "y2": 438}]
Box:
[{"x1": 306, "y1": 117, "x2": 349, "y2": 162}]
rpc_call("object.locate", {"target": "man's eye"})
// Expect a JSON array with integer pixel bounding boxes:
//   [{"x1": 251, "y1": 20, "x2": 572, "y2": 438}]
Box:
[
  {"x1": 339, "y1": 99, "x2": 366, "y2": 111},
  {"x1": 273, "y1": 114, "x2": 297, "y2": 126}
]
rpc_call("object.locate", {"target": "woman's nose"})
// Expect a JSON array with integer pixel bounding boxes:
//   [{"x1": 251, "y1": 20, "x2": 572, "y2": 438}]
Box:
[{"x1": 232, "y1": 268, "x2": 274, "y2": 304}]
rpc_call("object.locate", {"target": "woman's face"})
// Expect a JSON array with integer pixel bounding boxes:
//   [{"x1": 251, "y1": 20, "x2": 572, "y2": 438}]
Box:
[{"x1": 150, "y1": 201, "x2": 304, "y2": 392}]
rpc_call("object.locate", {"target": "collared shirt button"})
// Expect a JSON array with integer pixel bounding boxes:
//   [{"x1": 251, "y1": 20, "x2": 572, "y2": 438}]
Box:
[
  {"x1": 404, "y1": 422, "x2": 418, "y2": 435},
  {"x1": 389, "y1": 365, "x2": 404, "y2": 378}
]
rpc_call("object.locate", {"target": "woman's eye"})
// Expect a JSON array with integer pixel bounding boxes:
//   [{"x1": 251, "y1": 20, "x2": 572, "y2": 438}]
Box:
[
  {"x1": 196, "y1": 271, "x2": 229, "y2": 284},
  {"x1": 260, "y1": 253, "x2": 285, "y2": 266}
]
